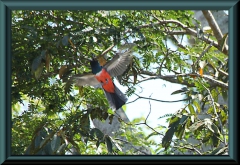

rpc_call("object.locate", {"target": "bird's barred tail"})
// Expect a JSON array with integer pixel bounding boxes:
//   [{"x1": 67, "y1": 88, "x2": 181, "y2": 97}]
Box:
[{"x1": 103, "y1": 84, "x2": 127, "y2": 110}]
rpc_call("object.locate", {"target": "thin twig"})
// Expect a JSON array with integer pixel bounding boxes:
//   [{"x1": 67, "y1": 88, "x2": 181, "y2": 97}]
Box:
[
  {"x1": 199, "y1": 78, "x2": 226, "y2": 146},
  {"x1": 114, "y1": 138, "x2": 150, "y2": 155},
  {"x1": 192, "y1": 41, "x2": 213, "y2": 72},
  {"x1": 126, "y1": 93, "x2": 190, "y2": 105}
]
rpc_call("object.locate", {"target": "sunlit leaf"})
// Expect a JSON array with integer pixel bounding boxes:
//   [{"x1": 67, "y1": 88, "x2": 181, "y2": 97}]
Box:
[
  {"x1": 192, "y1": 100, "x2": 201, "y2": 113},
  {"x1": 169, "y1": 116, "x2": 181, "y2": 128},
  {"x1": 189, "y1": 121, "x2": 204, "y2": 132},
  {"x1": 188, "y1": 104, "x2": 196, "y2": 115}
]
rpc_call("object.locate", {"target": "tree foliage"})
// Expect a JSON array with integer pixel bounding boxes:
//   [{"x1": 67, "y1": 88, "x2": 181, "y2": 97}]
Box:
[{"x1": 12, "y1": 10, "x2": 228, "y2": 155}]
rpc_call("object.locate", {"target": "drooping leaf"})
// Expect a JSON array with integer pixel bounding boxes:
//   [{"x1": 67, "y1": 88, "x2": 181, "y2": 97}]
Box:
[
  {"x1": 80, "y1": 113, "x2": 90, "y2": 134},
  {"x1": 44, "y1": 141, "x2": 53, "y2": 155},
  {"x1": 31, "y1": 56, "x2": 44, "y2": 79},
  {"x1": 34, "y1": 132, "x2": 42, "y2": 148},
  {"x1": 62, "y1": 35, "x2": 69, "y2": 46},
  {"x1": 79, "y1": 86, "x2": 84, "y2": 96},
  {"x1": 188, "y1": 104, "x2": 196, "y2": 115},
  {"x1": 202, "y1": 134, "x2": 211, "y2": 144},
  {"x1": 220, "y1": 109, "x2": 227, "y2": 125},
  {"x1": 162, "y1": 127, "x2": 175, "y2": 149},
  {"x1": 179, "y1": 115, "x2": 188, "y2": 125},
  {"x1": 39, "y1": 131, "x2": 55, "y2": 149},
  {"x1": 222, "y1": 88, "x2": 228, "y2": 102},
  {"x1": 34, "y1": 63, "x2": 44, "y2": 79},
  {"x1": 211, "y1": 146, "x2": 228, "y2": 155},
  {"x1": 205, "y1": 119, "x2": 215, "y2": 133},
  {"x1": 175, "y1": 124, "x2": 186, "y2": 140},
  {"x1": 168, "y1": 116, "x2": 181, "y2": 128},
  {"x1": 51, "y1": 134, "x2": 61, "y2": 152},
  {"x1": 192, "y1": 100, "x2": 201, "y2": 113},
  {"x1": 211, "y1": 135, "x2": 220, "y2": 147},
  {"x1": 56, "y1": 143, "x2": 67, "y2": 155},
  {"x1": 171, "y1": 89, "x2": 187, "y2": 95},
  {"x1": 189, "y1": 120, "x2": 204, "y2": 132},
  {"x1": 105, "y1": 135, "x2": 113, "y2": 154},
  {"x1": 211, "y1": 123, "x2": 221, "y2": 135},
  {"x1": 90, "y1": 128, "x2": 104, "y2": 140}
]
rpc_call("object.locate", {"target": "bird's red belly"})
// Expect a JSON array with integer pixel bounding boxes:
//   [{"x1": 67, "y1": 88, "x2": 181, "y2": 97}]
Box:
[{"x1": 95, "y1": 69, "x2": 115, "y2": 93}]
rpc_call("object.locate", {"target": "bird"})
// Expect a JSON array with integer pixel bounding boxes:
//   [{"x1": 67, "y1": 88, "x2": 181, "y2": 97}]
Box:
[{"x1": 66, "y1": 49, "x2": 133, "y2": 110}]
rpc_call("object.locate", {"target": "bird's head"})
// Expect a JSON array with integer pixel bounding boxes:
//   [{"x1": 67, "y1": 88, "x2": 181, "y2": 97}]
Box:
[{"x1": 89, "y1": 54, "x2": 102, "y2": 74}]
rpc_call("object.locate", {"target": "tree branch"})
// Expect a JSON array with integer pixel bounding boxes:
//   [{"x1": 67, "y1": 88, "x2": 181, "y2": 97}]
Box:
[
  {"x1": 202, "y1": 10, "x2": 228, "y2": 55},
  {"x1": 201, "y1": 11, "x2": 222, "y2": 42},
  {"x1": 137, "y1": 19, "x2": 228, "y2": 55},
  {"x1": 138, "y1": 71, "x2": 228, "y2": 89},
  {"x1": 199, "y1": 79, "x2": 227, "y2": 146}
]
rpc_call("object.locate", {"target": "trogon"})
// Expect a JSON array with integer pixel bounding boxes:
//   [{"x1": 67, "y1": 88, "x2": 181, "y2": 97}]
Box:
[{"x1": 68, "y1": 49, "x2": 133, "y2": 110}]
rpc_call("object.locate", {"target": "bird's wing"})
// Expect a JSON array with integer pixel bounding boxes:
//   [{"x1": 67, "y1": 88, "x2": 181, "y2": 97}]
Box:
[
  {"x1": 68, "y1": 73, "x2": 101, "y2": 87},
  {"x1": 103, "y1": 49, "x2": 133, "y2": 77}
]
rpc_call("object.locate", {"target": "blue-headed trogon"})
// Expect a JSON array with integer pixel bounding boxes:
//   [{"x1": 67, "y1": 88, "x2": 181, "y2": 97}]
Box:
[{"x1": 68, "y1": 49, "x2": 133, "y2": 110}]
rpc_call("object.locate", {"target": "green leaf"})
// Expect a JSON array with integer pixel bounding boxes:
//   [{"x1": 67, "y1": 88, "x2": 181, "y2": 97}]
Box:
[
  {"x1": 40, "y1": 50, "x2": 47, "y2": 60},
  {"x1": 175, "y1": 124, "x2": 186, "y2": 140},
  {"x1": 51, "y1": 134, "x2": 61, "y2": 152},
  {"x1": 31, "y1": 56, "x2": 44, "y2": 79},
  {"x1": 205, "y1": 119, "x2": 215, "y2": 133},
  {"x1": 169, "y1": 116, "x2": 181, "y2": 129},
  {"x1": 179, "y1": 115, "x2": 188, "y2": 125},
  {"x1": 39, "y1": 131, "x2": 55, "y2": 149},
  {"x1": 211, "y1": 146, "x2": 228, "y2": 155},
  {"x1": 222, "y1": 88, "x2": 228, "y2": 102},
  {"x1": 171, "y1": 89, "x2": 185, "y2": 95},
  {"x1": 202, "y1": 134, "x2": 211, "y2": 143},
  {"x1": 192, "y1": 100, "x2": 201, "y2": 113},
  {"x1": 105, "y1": 136, "x2": 113, "y2": 154},
  {"x1": 80, "y1": 113, "x2": 90, "y2": 133},
  {"x1": 44, "y1": 141, "x2": 53, "y2": 155},
  {"x1": 96, "y1": 140, "x2": 100, "y2": 149},
  {"x1": 34, "y1": 63, "x2": 44, "y2": 79},
  {"x1": 189, "y1": 121, "x2": 204, "y2": 132},
  {"x1": 220, "y1": 109, "x2": 227, "y2": 125},
  {"x1": 211, "y1": 135, "x2": 220, "y2": 147},
  {"x1": 90, "y1": 128, "x2": 104, "y2": 140},
  {"x1": 211, "y1": 123, "x2": 221, "y2": 135},
  {"x1": 162, "y1": 127, "x2": 175, "y2": 149},
  {"x1": 188, "y1": 104, "x2": 196, "y2": 115},
  {"x1": 177, "y1": 76, "x2": 183, "y2": 83}
]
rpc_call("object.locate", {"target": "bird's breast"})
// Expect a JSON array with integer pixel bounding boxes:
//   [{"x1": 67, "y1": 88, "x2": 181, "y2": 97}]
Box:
[{"x1": 95, "y1": 69, "x2": 115, "y2": 93}]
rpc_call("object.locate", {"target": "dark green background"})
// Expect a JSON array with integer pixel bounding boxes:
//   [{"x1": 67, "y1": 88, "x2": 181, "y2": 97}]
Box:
[{"x1": 0, "y1": 0, "x2": 238, "y2": 163}]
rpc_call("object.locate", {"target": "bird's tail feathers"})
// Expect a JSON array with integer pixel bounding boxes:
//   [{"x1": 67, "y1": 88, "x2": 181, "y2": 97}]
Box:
[{"x1": 104, "y1": 84, "x2": 127, "y2": 110}]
